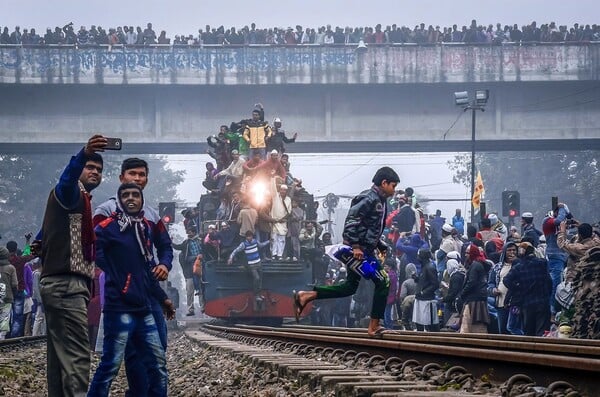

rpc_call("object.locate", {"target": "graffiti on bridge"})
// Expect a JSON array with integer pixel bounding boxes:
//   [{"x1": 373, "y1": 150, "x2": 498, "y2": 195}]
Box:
[{"x1": 0, "y1": 47, "x2": 357, "y2": 74}]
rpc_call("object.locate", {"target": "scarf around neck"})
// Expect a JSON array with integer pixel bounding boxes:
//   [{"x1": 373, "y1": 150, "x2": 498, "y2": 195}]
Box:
[{"x1": 114, "y1": 200, "x2": 154, "y2": 265}]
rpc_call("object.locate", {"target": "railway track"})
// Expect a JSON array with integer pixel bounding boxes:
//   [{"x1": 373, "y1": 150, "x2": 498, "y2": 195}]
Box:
[
  {"x1": 191, "y1": 323, "x2": 598, "y2": 396},
  {"x1": 0, "y1": 335, "x2": 46, "y2": 350}
]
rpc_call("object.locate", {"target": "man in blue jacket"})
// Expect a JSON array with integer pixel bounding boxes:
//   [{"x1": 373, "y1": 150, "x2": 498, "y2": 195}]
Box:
[
  {"x1": 93, "y1": 158, "x2": 173, "y2": 396},
  {"x1": 88, "y1": 183, "x2": 175, "y2": 397}
]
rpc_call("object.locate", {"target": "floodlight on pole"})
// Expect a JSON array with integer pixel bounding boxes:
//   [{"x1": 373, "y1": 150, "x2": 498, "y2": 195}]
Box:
[
  {"x1": 453, "y1": 89, "x2": 489, "y2": 224},
  {"x1": 475, "y1": 89, "x2": 489, "y2": 105},
  {"x1": 454, "y1": 91, "x2": 470, "y2": 106}
]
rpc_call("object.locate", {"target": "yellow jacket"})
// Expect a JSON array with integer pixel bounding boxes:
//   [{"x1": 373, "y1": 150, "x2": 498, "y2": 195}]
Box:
[{"x1": 243, "y1": 123, "x2": 272, "y2": 149}]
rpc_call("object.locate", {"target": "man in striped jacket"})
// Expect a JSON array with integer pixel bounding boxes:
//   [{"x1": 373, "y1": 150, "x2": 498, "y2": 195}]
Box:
[{"x1": 228, "y1": 231, "x2": 271, "y2": 304}]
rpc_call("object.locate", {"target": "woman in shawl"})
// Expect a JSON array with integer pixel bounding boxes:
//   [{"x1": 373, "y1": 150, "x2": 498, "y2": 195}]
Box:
[{"x1": 459, "y1": 244, "x2": 490, "y2": 333}]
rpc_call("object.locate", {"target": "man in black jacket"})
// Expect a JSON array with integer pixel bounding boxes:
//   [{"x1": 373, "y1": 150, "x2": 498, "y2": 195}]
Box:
[
  {"x1": 266, "y1": 117, "x2": 297, "y2": 154},
  {"x1": 503, "y1": 242, "x2": 552, "y2": 336},
  {"x1": 293, "y1": 167, "x2": 399, "y2": 337}
]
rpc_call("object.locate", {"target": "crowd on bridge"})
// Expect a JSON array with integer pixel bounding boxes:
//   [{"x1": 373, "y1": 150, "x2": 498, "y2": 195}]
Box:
[{"x1": 1, "y1": 19, "x2": 599, "y2": 47}]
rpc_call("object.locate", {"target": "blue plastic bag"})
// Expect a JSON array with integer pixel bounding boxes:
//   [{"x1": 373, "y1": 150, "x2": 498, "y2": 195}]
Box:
[{"x1": 332, "y1": 245, "x2": 384, "y2": 282}]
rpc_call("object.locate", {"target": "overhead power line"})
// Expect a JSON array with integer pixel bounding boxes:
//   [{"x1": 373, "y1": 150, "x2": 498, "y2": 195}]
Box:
[
  {"x1": 507, "y1": 85, "x2": 600, "y2": 110},
  {"x1": 441, "y1": 110, "x2": 465, "y2": 140}
]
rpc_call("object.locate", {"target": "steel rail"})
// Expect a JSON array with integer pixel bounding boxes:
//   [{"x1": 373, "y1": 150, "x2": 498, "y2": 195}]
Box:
[{"x1": 199, "y1": 323, "x2": 600, "y2": 393}]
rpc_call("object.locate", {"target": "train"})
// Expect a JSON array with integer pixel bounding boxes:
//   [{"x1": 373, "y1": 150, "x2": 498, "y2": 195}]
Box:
[
  {"x1": 196, "y1": 191, "x2": 318, "y2": 325},
  {"x1": 202, "y1": 258, "x2": 314, "y2": 325}
]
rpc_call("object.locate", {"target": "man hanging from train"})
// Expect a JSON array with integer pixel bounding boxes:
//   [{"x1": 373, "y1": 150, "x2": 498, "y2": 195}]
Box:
[{"x1": 228, "y1": 231, "x2": 271, "y2": 308}]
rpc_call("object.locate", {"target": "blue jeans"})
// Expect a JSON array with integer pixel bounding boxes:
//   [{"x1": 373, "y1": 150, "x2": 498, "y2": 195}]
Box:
[
  {"x1": 332, "y1": 313, "x2": 348, "y2": 327},
  {"x1": 88, "y1": 311, "x2": 167, "y2": 397},
  {"x1": 384, "y1": 303, "x2": 394, "y2": 329},
  {"x1": 124, "y1": 307, "x2": 168, "y2": 397},
  {"x1": 10, "y1": 294, "x2": 24, "y2": 337},
  {"x1": 506, "y1": 306, "x2": 524, "y2": 335},
  {"x1": 496, "y1": 307, "x2": 509, "y2": 334},
  {"x1": 248, "y1": 147, "x2": 266, "y2": 160},
  {"x1": 547, "y1": 253, "x2": 567, "y2": 314}
]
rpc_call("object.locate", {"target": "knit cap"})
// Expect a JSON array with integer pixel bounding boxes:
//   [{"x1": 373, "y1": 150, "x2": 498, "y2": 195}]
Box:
[{"x1": 0, "y1": 246, "x2": 10, "y2": 264}]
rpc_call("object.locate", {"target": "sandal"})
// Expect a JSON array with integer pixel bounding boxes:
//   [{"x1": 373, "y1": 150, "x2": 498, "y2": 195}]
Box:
[
  {"x1": 293, "y1": 290, "x2": 307, "y2": 323},
  {"x1": 368, "y1": 326, "x2": 394, "y2": 338}
]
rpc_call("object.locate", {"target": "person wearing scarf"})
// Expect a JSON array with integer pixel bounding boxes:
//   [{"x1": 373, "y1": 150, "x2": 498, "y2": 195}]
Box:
[
  {"x1": 488, "y1": 241, "x2": 523, "y2": 335},
  {"x1": 412, "y1": 249, "x2": 440, "y2": 332},
  {"x1": 442, "y1": 258, "x2": 466, "y2": 328},
  {"x1": 89, "y1": 183, "x2": 174, "y2": 397},
  {"x1": 459, "y1": 244, "x2": 490, "y2": 333}
]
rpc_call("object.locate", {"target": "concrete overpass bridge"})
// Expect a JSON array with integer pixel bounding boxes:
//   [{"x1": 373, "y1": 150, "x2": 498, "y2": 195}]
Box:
[{"x1": 1, "y1": 43, "x2": 599, "y2": 154}]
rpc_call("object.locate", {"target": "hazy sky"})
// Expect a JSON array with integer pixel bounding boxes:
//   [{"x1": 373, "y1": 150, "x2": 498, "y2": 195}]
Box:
[
  {"x1": 168, "y1": 152, "x2": 468, "y2": 239},
  {"x1": 3, "y1": 0, "x2": 597, "y2": 35}
]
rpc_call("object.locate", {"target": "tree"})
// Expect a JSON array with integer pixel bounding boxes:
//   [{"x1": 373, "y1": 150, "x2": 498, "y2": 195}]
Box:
[
  {"x1": 447, "y1": 151, "x2": 599, "y2": 224},
  {"x1": 0, "y1": 153, "x2": 185, "y2": 242}
]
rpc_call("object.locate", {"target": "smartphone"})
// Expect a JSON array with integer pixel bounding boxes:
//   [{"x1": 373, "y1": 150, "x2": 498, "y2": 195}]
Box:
[
  {"x1": 552, "y1": 196, "x2": 558, "y2": 211},
  {"x1": 105, "y1": 137, "x2": 122, "y2": 150}
]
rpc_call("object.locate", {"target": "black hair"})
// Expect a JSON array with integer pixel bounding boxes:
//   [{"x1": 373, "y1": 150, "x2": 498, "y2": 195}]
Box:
[
  {"x1": 417, "y1": 248, "x2": 432, "y2": 262},
  {"x1": 86, "y1": 152, "x2": 103, "y2": 167},
  {"x1": 578, "y1": 223, "x2": 593, "y2": 240},
  {"x1": 521, "y1": 235, "x2": 535, "y2": 245},
  {"x1": 467, "y1": 224, "x2": 478, "y2": 238},
  {"x1": 6, "y1": 240, "x2": 17, "y2": 253},
  {"x1": 384, "y1": 257, "x2": 397, "y2": 270},
  {"x1": 481, "y1": 218, "x2": 491, "y2": 228},
  {"x1": 245, "y1": 230, "x2": 254, "y2": 237},
  {"x1": 485, "y1": 240, "x2": 497, "y2": 254},
  {"x1": 372, "y1": 166, "x2": 400, "y2": 186},
  {"x1": 118, "y1": 182, "x2": 142, "y2": 195},
  {"x1": 121, "y1": 158, "x2": 148, "y2": 175}
]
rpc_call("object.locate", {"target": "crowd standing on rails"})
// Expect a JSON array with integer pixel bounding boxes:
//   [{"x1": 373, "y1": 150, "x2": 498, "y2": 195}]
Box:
[
  {"x1": 1, "y1": 101, "x2": 599, "y2": 394},
  {"x1": 1, "y1": 20, "x2": 599, "y2": 47}
]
